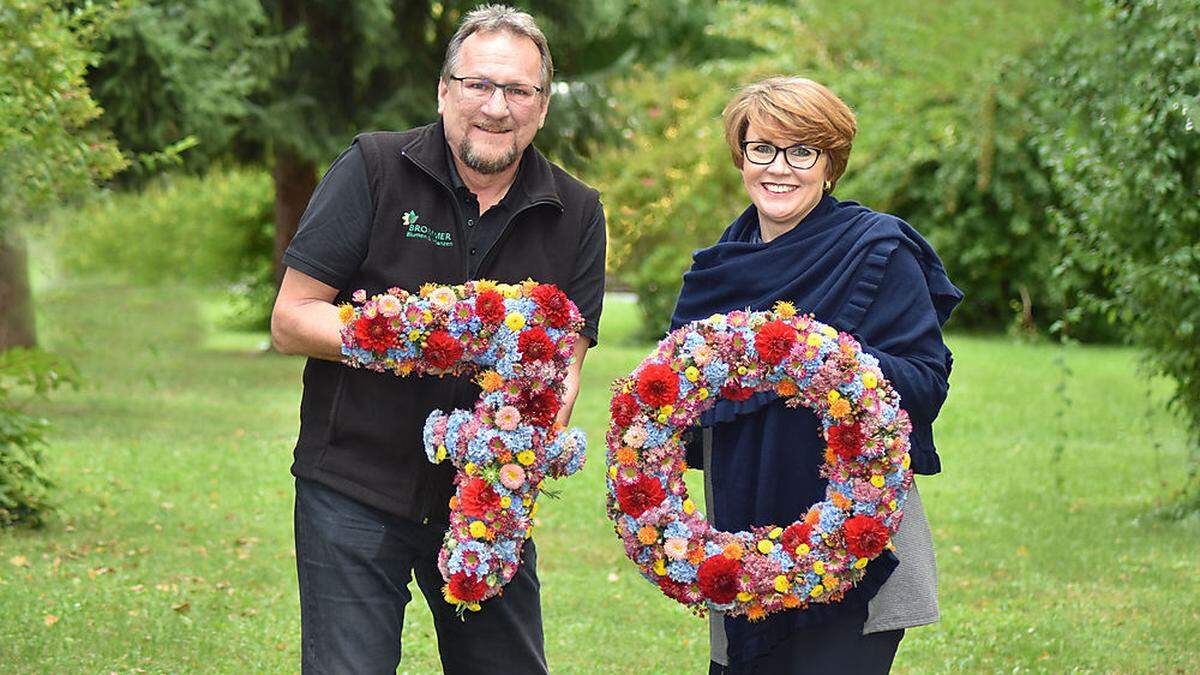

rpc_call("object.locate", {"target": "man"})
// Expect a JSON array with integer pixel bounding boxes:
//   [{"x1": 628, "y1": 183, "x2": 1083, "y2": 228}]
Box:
[{"x1": 270, "y1": 5, "x2": 605, "y2": 673}]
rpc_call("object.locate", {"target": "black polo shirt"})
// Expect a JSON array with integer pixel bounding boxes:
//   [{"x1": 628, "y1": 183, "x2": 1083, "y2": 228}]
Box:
[{"x1": 283, "y1": 142, "x2": 605, "y2": 345}]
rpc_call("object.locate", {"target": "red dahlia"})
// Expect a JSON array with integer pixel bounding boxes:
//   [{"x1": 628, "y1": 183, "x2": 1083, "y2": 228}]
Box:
[
  {"x1": 475, "y1": 290, "x2": 506, "y2": 324},
  {"x1": 844, "y1": 515, "x2": 890, "y2": 558},
  {"x1": 657, "y1": 575, "x2": 691, "y2": 602},
  {"x1": 781, "y1": 522, "x2": 813, "y2": 554},
  {"x1": 424, "y1": 330, "x2": 464, "y2": 370},
  {"x1": 519, "y1": 387, "x2": 560, "y2": 428},
  {"x1": 353, "y1": 313, "x2": 396, "y2": 353},
  {"x1": 755, "y1": 320, "x2": 798, "y2": 365},
  {"x1": 610, "y1": 393, "x2": 640, "y2": 428},
  {"x1": 636, "y1": 364, "x2": 679, "y2": 407},
  {"x1": 459, "y1": 477, "x2": 501, "y2": 519},
  {"x1": 720, "y1": 382, "x2": 755, "y2": 401},
  {"x1": 448, "y1": 571, "x2": 488, "y2": 602},
  {"x1": 696, "y1": 554, "x2": 742, "y2": 604},
  {"x1": 518, "y1": 327, "x2": 556, "y2": 362},
  {"x1": 530, "y1": 284, "x2": 573, "y2": 328},
  {"x1": 615, "y1": 474, "x2": 666, "y2": 518},
  {"x1": 826, "y1": 423, "x2": 865, "y2": 460}
]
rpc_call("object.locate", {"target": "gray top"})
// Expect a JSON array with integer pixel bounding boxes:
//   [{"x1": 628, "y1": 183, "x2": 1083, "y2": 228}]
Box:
[{"x1": 703, "y1": 429, "x2": 939, "y2": 665}]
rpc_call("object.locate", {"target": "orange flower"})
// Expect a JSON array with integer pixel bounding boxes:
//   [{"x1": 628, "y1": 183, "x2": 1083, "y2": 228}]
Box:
[
  {"x1": 722, "y1": 543, "x2": 745, "y2": 560},
  {"x1": 746, "y1": 604, "x2": 766, "y2": 622},
  {"x1": 637, "y1": 526, "x2": 659, "y2": 545},
  {"x1": 829, "y1": 398, "x2": 852, "y2": 418},
  {"x1": 804, "y1": 509, "x2": 821, "y2": 527},
  {"x1": 831, "y1": 492, "x2": 852, "y2": 510},
  {"x1": 776, "y1": 379, "x2": 799, "y2": 397},
  {"x1": 782, "y1": 594, "x2": 801, "y2": 609},
  {"x1": 477, "y1": 370, "x2": 504, "y2": 392},
  {"x1": 616, "y1": 446, "x2": 638, "y2": 465},
  {"x1": 687, "y1": 546, "x2": 706, "y2": 565}
]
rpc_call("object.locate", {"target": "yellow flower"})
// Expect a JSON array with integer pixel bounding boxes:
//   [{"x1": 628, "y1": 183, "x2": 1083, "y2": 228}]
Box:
[
  {"x1": 854, "y1": 557, "x2": 869, "y2": 569},
  {"x1": 661, "y1": 404, "x2": 675, "y2": 415},
  {"x1": 737, "y1": 365, "x2": 748, "y2": 375},
  {"x1": 609, "y1": 465, "x2": 618, "y2": 479},
  {"x1": 685, "y1": 367, "x2": 700, "y2": 382},
  {"x1": 435, "y1": 445, "x2": 448, "y2": 462},
  {"x1": 757, "y1": 540, "x2": 774, "y2": 555},
  {"x1": 870, "y1": 475, "x2": 886, "y2": 488},
  {"x1": 813, "y1": 561, "x2": 825, "y2": 575},
  {"x1": 505, "y1": 312, "x2": 526, "y2": 331},
  {"x1": 772, "y1": 301, "x2": 797, "y2": 318},
  {"x1": 337, "y1": 304, "x2": 356, "y2": 324},
  {"x1": 442, "y1": 586, "x2": 459, "y2": 605},
  {"x1": 418, "y1": 283, "x2": 438, "y2": 297},
  {"x1": 736, "y1": 591, "x2": 754, "y2": 603},
  {"x1": 654, "y1": 558, "x2": 667, "y2": 576},
  {"x1": 888, "y1": 499, "x2": 897, "y2": 511},
  {"x1": 773, "y1": 575, "x2": 790, "y2": 593},
  {"x1": 682, "y1": 499, "x2": 696, "y2": 515},
  {"x1": 422, "y1": 309, "x2": 433, "y2": 323},
  {"x1": 656, "y1": 413, "x2": 669, "y2": 423},
  {"x1": 465, "y1": 462, "x2": 476, "y2": 476},
  {"x1": 810, "y1": 585, "x2": 825, "y2": 598},
  {"x1": 769, "y1": 527, "x2": 783, "y2": 540},
  {"x1": 469, "y1": 521, "x2": 488, "y2": 539},
  {"x1": 827, "y1": 390, "x2": 841, "y2": 403},
  {"x1": 517, "y1": 450, "x2": 536, "y2": 466},
  {"x1": 806, "y1": 333, "x2": 823, "y2": 347},
  {"x1": 902, "y1": 454, "x2": 911, "y2": 469},
  {"x1": 531, "y1": 501, "x2": 539, "y2": 517},
  {"x1": 474, "y1": 279, "x2": 498, "y2": 293},
  {"x1": 500, "y1": 496, "x2": 512, "y2": 508},
  {"x1": 698, "y1": 387, "x2": 709, "y2": 400},
  {"x1": 820, "y1": 325, "x2": 837, "y2": 338},
  {"x1": 796, "y1": 544, "x2": 810, "y2": 556},
  {"x1": 500, "y1": 284, "x2": 520, "y2": 299},
  {"x1": 407, "y1": 329, "x2": 422, "y2": 342},
  {"x1": 862, "y1": 373, "x2": 878, "y2": 389}
]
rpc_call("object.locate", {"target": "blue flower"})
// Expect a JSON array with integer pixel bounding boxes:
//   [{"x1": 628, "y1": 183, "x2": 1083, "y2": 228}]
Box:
[
  {"x1": 818, "y1": 504, "x2": 846, "y2": 533},
  {"x1": 664, "y1": 521, "x2": 691, "y2": 539},
  {"x1": 702, "y1": 361, "x2": 730, "y2": 387},
  {"x1": 667, "y1": 561, "x2": 698, "y2": 583}
]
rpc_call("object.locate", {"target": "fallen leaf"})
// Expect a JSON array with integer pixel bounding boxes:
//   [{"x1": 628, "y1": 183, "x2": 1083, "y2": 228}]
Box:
[
  {"x1": 44, "y1": 614, "x2": 59, "y2": 627},
  {"x1": 171, "y1": 601, "x2": 190, "y2": 614},
  {"x1": 8, "y1": 556, "x2": 30, "y2": 568}
]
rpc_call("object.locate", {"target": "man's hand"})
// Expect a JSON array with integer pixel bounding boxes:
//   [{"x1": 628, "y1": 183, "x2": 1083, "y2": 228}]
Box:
[
  {"x1": 555, "y1": 335, "x2": 590, "y2": 427},
  {"x1": 270, "y1": 267, "x2": 345, "y2": 361}
]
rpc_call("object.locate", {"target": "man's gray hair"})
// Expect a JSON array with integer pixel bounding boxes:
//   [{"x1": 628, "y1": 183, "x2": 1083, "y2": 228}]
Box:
[{"x1": 440, "y1": 4, "x2": 553, "y2": 93}]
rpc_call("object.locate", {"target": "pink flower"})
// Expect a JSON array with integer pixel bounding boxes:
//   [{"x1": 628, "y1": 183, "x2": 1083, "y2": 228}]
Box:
[
  {"x1": 692, "y1": 344, "x2": 715, "y2": 366},
  {"x1": 495, "y1": 406, "x2": 522, "y2": 431},
  {"x1": 429, "y1": 287, "x2": 457, "y2": 310},
  {"x1": 664, "y1": 538, "x2": 689, "y2": 560},
  {"x1": 499, "y1": 463, "x2": 526, "y2": 490},
  {"x1": 377, "y1": 294, "x2": 402, "y2": 317},
  {"x1": 622, "y1": 425, "x2": 648, "y2": 449},
  {"x1": 351, "y1": 289, "x2": 367, "y2": 303}
]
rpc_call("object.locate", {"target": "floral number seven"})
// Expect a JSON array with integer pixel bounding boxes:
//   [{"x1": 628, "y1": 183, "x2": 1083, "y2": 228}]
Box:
[{"x1": 340, "y1": 280, "x2": 586, "y2": 611}]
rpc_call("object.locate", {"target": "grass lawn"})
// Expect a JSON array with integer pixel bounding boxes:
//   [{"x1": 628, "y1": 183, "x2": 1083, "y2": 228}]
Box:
[{"x1": 1, "y1": 284, "x2": 1197, "y2": 673}]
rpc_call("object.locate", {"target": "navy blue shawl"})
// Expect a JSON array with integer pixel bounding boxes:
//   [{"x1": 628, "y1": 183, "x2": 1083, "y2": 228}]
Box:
[{"x1": 670, "y1": 195, "x2": 962, "y2": 665}]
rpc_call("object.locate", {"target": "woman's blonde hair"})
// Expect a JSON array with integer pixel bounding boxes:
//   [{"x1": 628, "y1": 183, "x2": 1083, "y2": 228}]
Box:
[{"x1": 722, "y1": 77, "x2": 857, "y2": 191}]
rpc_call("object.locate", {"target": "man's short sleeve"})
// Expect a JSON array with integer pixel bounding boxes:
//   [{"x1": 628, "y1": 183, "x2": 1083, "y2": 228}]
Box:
[
  {"x1": 282, "y1": 144, "x2": 373, "y2": 290},
  {"x1": 568, "y1": 201, "x2": 607, "y2": 347}
]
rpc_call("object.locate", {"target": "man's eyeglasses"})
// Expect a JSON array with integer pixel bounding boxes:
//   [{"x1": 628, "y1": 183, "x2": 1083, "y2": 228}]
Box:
[
  {"x1": 740, "y1": 140, "x2": 822, "y2": 170},
  {"x1": 450, "y1": 76, "x2": 543, "y2": 107}
]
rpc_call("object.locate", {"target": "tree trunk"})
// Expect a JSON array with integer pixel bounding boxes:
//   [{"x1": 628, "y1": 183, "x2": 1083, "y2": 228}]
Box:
[
  {"x1": 0, "y1": 229, "x2": 37, "y2": 350},
  {"x1": 272, "y1": 145, "x2": 318, "y2": 287}
]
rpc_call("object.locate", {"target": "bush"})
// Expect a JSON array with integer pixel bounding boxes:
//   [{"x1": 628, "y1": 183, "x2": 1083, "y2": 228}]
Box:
[
  {"x1": 51, "y1": 166, "x2": 275, "y2": 328},
  {"x1": 0, "y1": 349, "x2": 78, "y2": 527}
]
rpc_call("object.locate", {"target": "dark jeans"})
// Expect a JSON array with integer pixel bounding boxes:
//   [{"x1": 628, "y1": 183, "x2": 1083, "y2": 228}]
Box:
[
  {"x1": 709, "y1": 603, "x2": 904, "y2": 675},
  {"x1": 294, "y1": 477, "x2": 547, "y2": 674}
]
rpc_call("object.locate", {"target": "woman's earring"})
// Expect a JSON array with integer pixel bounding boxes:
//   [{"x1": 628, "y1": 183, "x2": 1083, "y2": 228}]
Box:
[{"x1": 823, "y1": 180, "x2": 832, "y2": 193}]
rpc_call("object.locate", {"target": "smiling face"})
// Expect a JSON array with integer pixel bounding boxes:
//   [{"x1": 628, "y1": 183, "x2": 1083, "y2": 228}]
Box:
[
  {"x1": 739, "y1": 122, "x2": 829, "y2": 238},
  {"x1": 437, "y1": 30, "x2": 549, "y2": 176}
]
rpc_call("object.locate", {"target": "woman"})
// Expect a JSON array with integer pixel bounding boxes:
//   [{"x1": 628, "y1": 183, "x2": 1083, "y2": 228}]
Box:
[{"x1": 670, "y1": 77, "x2": 962, "y2": 673}]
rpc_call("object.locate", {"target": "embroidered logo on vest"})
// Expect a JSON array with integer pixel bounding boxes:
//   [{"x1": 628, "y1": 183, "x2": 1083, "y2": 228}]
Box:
[{"x1": 402, "y1": 210, "x2": 454, "y2": 248}]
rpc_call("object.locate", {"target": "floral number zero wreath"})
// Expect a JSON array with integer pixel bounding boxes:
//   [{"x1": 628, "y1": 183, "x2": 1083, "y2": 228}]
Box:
[
  {"x1": 339, "y1": 280, "x2": 587, "y2": 611},
  {"x1": 606, "y1": 302, "x2": 913, "y2": 620}
]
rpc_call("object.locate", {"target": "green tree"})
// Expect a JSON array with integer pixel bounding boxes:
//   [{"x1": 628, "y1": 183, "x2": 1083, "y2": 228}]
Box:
[{"x1": 0, "y1": 0, "x2": 125, "y2": 350}]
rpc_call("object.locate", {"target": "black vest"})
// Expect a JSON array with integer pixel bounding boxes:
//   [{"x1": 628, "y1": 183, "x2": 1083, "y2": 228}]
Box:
[{"x1": 290, "y1": 122, "x2": 600, "y2": 524}]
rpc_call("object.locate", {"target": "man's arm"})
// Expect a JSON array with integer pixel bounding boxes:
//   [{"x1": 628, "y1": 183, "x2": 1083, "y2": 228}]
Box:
[
  {"x1": 555, "y1": 335, "x2": 590, "y2": 427},
  {"x1": 270, "y1": 267, "x2": 344, "y2": 361}
]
